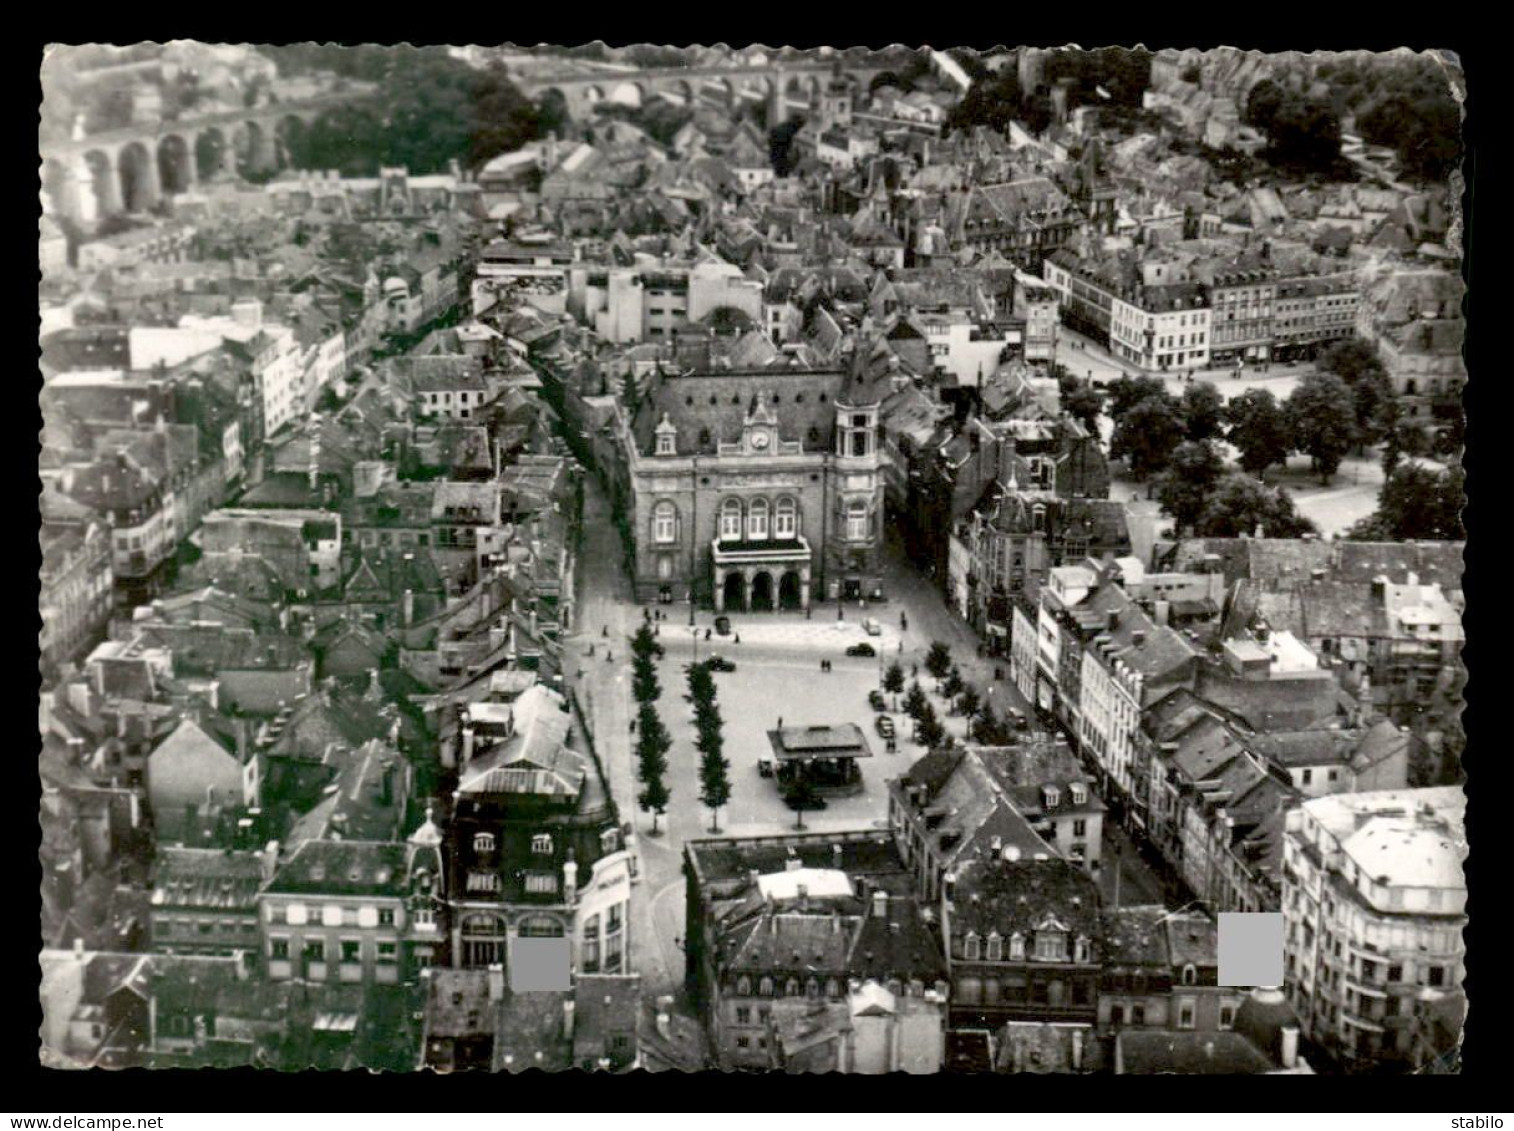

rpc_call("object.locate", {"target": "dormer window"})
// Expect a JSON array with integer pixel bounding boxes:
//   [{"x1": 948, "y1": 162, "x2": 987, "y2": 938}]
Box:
[
  {"x1": 1182, "y1": 963, "x2": 1197, "y2": 985},
  {"x1": 1035, "y1": 930, "x2": 1067, "y2": 962},
  {"x1": 656, "y1": 432, "x2": 675, "y2": 455},
  {"x1": 986, "y1": 932, "x2": 1003, "y2": 961},
  {"x1": 531, "y1": 833, "x2": 553, "y2": 855},
  {"x1": 473, "y1": 832, "x2": 495, "y2": 855},
  {"x1": 1074, "y1": 936, "x2": 1091, "y2": 964},
  {"x1": 1009, "y1": 932, "x2": 1025, "y2": 961},
  {"x1": 1043, "y1": 785, "x2": 1061, "y2": 809},
  {"x1": 1070, "y1": 783, "x2": 1087, "y2": 806},
  {"x1": 963, "y1": 932, "x2": 981, "y2": 960}
]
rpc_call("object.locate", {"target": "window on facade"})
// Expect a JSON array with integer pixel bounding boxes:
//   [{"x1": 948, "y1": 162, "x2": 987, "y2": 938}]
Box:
[
  {"x1": 1074, "y1": 936, "x2": 1091, "y2": 964},
  {"x1": 379, "y1": 908, "x2": 395, "y2": 927},
  {"x1": 270, "y1": 937, "x2": 290, "y2": 960},
  {"x1": 775, "y1": 497, "x2": 798, "y2": 538},
  {"x1": 303, "y1": 939, "x2": 325, "y2": 962},
  {"x1": 1182, "y1": 963, "x2": 1197, "y2": 986},
  {"x1": 1220, "y1": 1003, "x2": 1238, "y2": 1030},
  {"x1": 736, "y1": 1006, "x2": 751, "y2": 1024},
  {"x1": 1072, "y1": 818, "x2": 1087, "y2": 838},
  {"x1": 524, "y1": 873, "x2": 558, "y2": 895},
  {"x1": 532, "y1": 834, "x2": 553, "y2": 855},
  {"x1": 759, "y1": 977, "x2": 774, "y2": 996},
  {"x1": 747, "y1": 498, "x2": 769, "y2": 540},
  {"x1": 341, "y1": 939, "x2": 361, "y2": 963},
  {"x1": 964, "y1": 932, "x2": 981, "y2": 960},
  {"x1": 785, "y1": 979, "x2": 800, "y2": 997},
  {"x1": 1179, "y1": 1000, "x2": 1196, "y2": 1029},
  {"x1": 473, "y1": 832, "x2": 496, "y2": 855},
  {"x1": 309, "y1": 907, "x2": 325, "y2": 926},
  {"x1": 736, "y1": 976, "x2": 751, "y2": 996},
  {"x1": 720, "y1": 498, "x2": 742, "y2": 540},
  {"x1": 1009, "y1": 933, "x2": 1025, "y2": 961},
  {"x1": 654, "y1": 501, "x2": 677, "y2": 544},
  {"x1": 847, "y1": 500, "x2": 868, "y2": 542}
]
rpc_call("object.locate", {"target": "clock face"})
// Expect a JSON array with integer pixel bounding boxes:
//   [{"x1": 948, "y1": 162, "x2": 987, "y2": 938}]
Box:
[{"x1": 751, "y1": 431, "x2": 769, "y2": 449}]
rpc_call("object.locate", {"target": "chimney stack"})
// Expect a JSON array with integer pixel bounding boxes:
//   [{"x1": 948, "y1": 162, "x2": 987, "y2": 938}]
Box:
[{"x1": 1280, "y1": 1024, "x2": 1299, "y2": 1069}]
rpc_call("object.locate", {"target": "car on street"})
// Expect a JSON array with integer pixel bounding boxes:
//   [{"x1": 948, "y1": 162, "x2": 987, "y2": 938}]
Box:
[
  {"x1": 845, "y1": 642, "x2": 877, "y2": 658},
  {"x1": 782, "y1": 791, "x2": 828, "y2": 812},
  {"x1": 868, "y1": 689, "x2": 887, "y2": 712},
  {"x1": 1008, "y1": 707, "x2": 1029, "y2": 730},
  {"x1": 714, "y1": 615, "x2": 732, "y2": 636},
  {"x1": 875, "y1": 715, "x2": 895, "y2": 739},
  {"x1": 862, "y1": 617, "x2": 882, "y2": 636},
  {"x1": 705, "y1": 655, "x2": 737, "y2": 672}
]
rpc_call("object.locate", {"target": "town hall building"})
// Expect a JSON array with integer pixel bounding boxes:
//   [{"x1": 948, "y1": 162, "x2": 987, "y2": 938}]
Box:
[{"x1": 620, "y1": 360, "x2": 888, "y2": 611}]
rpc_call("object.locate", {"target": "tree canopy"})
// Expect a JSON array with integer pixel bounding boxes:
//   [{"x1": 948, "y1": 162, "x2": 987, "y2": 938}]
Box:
[
  {"x1": 1286, "y1": 373, "x2": 1358, "y2": 483},
  {"x1": 284, "y1": 51, "x2": 546, "y2": 176},
  {"x1": 1350, "y1": 463, "x2": 1465, "y2": 541},
  {"x1": 1180, "y1": 381, "x2": 1226, "y2": 442},
  {"x1": 1225, "y1": 387, "x2": 1293, "y2": 476},
  {"x1": 1157, "y1": 440, "x2": 1226, "y2": 531},
  {"x1": 1112, "y1": 393, "x2": 1186, "y2": 480},
  {"x1": 1195, "y1": 475, "x2": 1317, "y2": 538}
]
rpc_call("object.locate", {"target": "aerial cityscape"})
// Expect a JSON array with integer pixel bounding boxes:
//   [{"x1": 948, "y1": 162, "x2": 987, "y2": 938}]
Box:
[{"x1": 37, "y1": 41, "x2": 1467, "y2": 1076}]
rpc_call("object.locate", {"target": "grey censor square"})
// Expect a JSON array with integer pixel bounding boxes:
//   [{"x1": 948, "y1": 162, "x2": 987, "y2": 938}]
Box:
[
  {"x1": 1219, "y1": 912, "x2": 1285, "y2": 987},
  {"x1": 509, "y1": 936, "x2": 572, "y2": 992}
]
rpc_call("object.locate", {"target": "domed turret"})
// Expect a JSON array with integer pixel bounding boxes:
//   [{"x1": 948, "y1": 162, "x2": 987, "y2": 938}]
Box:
[{"x1": 1233, "y1": 985, "x2": 1303, "y2": 1068}]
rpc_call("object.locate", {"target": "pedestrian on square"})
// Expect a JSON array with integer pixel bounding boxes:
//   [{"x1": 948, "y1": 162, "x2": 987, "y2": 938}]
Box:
[
  {"x1": 900, "y1": 611, "x2": 908, "y2": 631},
  {"x1": 630, "y1": 718, "x2": 637, "y2": 735},
  {"x1": 602, "y1": 625, "x2": 609, "y2": 637},
  {"x1": 734, "y1": 633, "x2": 741, "y2": 644},
  {"x1": 705, "y1": 628, "x2": 712, "y2": 641},
  {"x1": 644, "y1": 607, "x2": 652, "y2": 623},
  {"x1": 778, "y1": 717, "x2": 783, "y2": 729},
  {"x1": 589, "y1": 644, "x2": 596, "y2": 657},
  {"x1": 606, "y1": 650, "x2": 613, "y2": 662}
]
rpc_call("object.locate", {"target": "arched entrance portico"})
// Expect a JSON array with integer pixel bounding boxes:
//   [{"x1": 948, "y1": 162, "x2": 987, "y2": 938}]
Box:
[
  {"x1": 722, "y1": 571, "x2": 747, "y2": 613},
  {"x1": 779, "y1": 570, "x2": 803, "y2": 611},
  {"x1": 751, "y1": 571, "x2": 775, "y2": 612}
]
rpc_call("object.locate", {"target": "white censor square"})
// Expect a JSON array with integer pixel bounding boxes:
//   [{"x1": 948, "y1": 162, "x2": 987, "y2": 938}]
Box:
[{"x1": 1218, "y1": 912, "x2": 1285, "y2": 987}]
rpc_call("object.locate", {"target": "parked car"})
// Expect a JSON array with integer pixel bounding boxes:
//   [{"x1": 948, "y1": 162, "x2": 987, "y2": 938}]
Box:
[
  {"x1": 758, "y1": 755, "x2": 775, "y2": 778},
  {"x1": 868, "y1": 689, "x2": 887, "y2": 712},
  {"x1": 1009, "y1": 707, "x2": 1029, "y2": 730},
  {"x1": 875, "y1": 715, "x2": 895, "y2": 739},
  {"x1": 862, "y1": 617, "x2": 883, "y2": 636},
  {"x1": 706, "y1": 655, "x2": 737, "y2": 672},
  {"x1": 783, "y1": 791, "x2": 828, "y2": 812},
  {"x1": 846, "y1": 642, "x2": 877, "y2": 658},
  {"x1": 714, "y1": 615, "x2": 732, "y2": 636}
]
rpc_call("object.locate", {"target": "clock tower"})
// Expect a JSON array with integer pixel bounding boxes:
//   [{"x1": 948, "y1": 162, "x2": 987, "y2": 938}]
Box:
[{"x1": 742, "y1": 396, "x2": 780, "y2": 455}]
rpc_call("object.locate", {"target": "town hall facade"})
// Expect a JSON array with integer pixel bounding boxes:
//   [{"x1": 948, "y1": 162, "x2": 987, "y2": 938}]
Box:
[{"x1": 620, "y1": 362, "x2": 888, "y2": 611}]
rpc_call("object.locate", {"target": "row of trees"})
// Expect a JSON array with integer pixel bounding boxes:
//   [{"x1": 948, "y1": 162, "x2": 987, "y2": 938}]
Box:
[
  {"x1": 688, "y1": 657, "x2": 733, "y2": 832},
  {"x1": 630, "y1": 625, "x2": 671, "y2": 834},
  {"x1": 1107, "y1": 344, "x2": 1414, "y2": 492}
]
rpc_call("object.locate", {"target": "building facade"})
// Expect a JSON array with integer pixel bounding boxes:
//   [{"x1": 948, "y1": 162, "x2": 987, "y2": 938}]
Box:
[{"x1": 622, "y1": 364, "x2": 887, "y2": 608}]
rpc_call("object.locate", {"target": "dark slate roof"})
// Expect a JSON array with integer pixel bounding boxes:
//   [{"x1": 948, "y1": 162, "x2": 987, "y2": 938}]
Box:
[
  {"x1": 1118, "y1": 1030, "x2": 1275, "y2": 1074},
  {"x1": 264, "y1": 839, "x2": 408, "y2": 898},
  {"x1": 948, "y1": 857, "x2": 1102, "y2": 941},
  {"x1": 151, "y1": 848, "x2": 265, "y2": 912},
  {"x1": 629, "y1": 366, "x2": 853, "y2": 457}
]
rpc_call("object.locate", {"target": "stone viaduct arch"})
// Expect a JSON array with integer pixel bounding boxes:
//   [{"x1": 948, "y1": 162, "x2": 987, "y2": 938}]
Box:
[{"x1": 41, "y1": 102, "x2": 325, "y2": 224}]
